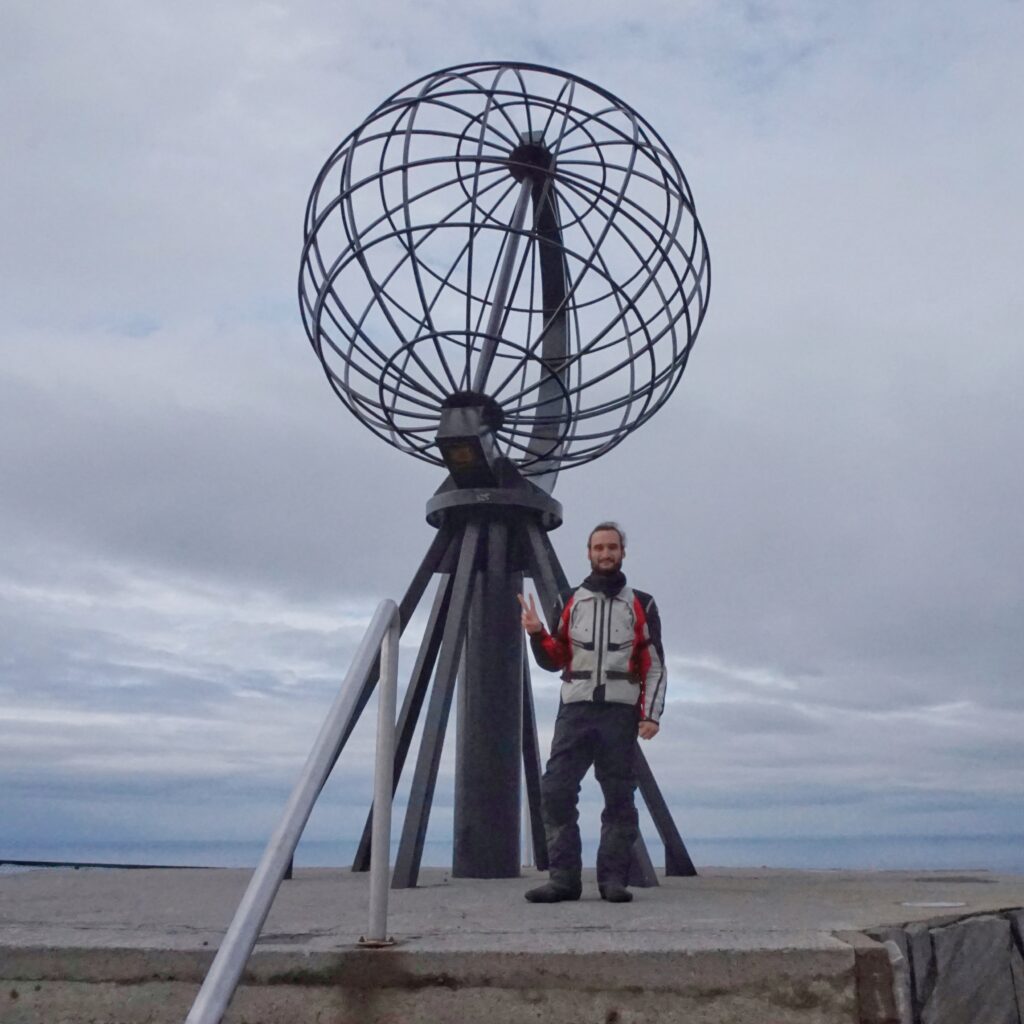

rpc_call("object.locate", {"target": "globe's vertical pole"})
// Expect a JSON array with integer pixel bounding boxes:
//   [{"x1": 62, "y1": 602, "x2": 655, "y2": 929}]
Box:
[
  {"x1": 453, "y1": 516, "x2": 524, "y2": 876},
  {"x1": 451, "y1": 133, "x2": 564, "y2": 877},
  {"x1": 471, "y1": 176, "x2": 532, "y2": 394}
]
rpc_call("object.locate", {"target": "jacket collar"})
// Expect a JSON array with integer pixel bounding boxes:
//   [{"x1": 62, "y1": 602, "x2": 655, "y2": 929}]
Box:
[{"x1": 581, "y1": 570, "x2": 627, "y2": 597}]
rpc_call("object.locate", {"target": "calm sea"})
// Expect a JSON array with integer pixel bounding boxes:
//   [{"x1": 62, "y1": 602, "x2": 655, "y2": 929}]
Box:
[{"x1": 2, "y1": 835, "x2": 1022, "y2": 875}]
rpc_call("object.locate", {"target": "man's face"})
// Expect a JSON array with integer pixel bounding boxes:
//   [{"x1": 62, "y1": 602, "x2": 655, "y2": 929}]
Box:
[{"x1": 588, "y1": 529, "x2": 625, "y2": 574}]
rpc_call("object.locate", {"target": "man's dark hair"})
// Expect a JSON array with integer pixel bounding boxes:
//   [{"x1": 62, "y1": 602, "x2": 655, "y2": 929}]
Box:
[{"x1": 588, "y1": 521, "x2": 627, "y2": 549}]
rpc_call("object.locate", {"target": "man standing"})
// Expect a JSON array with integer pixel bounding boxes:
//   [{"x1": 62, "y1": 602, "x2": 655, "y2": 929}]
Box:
[{"x1": 517, "y1": 522, "x2": 665, "y2": 903}]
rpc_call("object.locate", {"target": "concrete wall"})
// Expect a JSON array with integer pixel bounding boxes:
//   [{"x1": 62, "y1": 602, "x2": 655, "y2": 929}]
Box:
[{"x1": 1, "y1": 946, "x2": 859, "y2": 1024}]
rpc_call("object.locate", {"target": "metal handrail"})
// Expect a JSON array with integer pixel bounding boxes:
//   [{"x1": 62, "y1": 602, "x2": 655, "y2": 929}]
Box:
[{"x1": 186, "y1": 599, "x2": 401, "y2": 1024}]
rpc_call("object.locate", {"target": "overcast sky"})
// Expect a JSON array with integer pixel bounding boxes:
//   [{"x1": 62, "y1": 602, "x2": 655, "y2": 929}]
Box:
[{"x1": 3, "y1": 1, "x2": 1022, "y2": 869}]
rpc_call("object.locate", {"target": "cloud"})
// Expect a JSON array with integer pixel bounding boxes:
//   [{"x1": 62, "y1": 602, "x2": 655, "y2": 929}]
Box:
[{"x1": 2, "y1": 0, "x2": 1022, "y2": 862}]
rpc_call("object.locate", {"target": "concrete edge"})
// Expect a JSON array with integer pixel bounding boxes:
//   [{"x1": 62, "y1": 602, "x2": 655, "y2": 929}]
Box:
[
  {"x1": 0, "y1": 944, "x2": 855, "y2": 996},
  {"x1": 833, "y1": 931, "x2": 902, "y2": 1024}
]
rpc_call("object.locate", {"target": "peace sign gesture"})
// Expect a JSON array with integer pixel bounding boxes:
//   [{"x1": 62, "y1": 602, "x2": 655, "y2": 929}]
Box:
[{"x1": 516, "y1": 592, "x2": 544, "y2": 635}]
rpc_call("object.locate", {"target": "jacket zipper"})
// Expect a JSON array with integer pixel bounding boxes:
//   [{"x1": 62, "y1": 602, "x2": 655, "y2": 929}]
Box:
[{"x1": 594, "y1": 594, "x2": 606, "y2": 694}]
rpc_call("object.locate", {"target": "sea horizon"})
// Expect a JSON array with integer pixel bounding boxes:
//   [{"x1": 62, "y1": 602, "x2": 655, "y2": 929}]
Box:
[{"x1": 3, "y1": 833, "x2": 1022, "y2": 876}]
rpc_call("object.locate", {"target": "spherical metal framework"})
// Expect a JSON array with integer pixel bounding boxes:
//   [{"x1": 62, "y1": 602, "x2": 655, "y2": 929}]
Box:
[{"x1": 299, "y1": 61, "x2": 710, "y2": 481}]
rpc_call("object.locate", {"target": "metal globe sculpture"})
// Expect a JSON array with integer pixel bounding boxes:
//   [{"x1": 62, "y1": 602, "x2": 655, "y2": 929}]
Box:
[
  {"x1": 299, "y1": 61, "x2": 710, "y2": 486},
  {"x1": 288, "y1": 61, "x2": 706, "y2": 890}
]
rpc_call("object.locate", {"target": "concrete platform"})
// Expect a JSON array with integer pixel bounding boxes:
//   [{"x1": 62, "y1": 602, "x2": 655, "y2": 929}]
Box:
[{"x1": 2, "y1": 865, "x2": 1023, "y2": 1023}]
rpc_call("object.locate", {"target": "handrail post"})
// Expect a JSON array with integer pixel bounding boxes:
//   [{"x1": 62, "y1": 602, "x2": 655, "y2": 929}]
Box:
[
  {"x1": 365, "y1": 609, "x2": 399, "y2": 943},
  {"x1": 185, "y1": 599, "x2": 400, "y2": 1024}
]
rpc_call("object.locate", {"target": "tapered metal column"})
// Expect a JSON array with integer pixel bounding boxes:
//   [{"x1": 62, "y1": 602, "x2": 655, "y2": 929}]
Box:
[
  {"x1": 392, "y1": 520, "x2": 481, "y2": 889},
  {"x1": 352, "y1": 572, "x2": 455, "y2": 872},
  {"x1": 453, "y1": 516, "x2": 523, "y2": 877},
  {"x1": 521, "y1": 647, "x2": 549, "y2": 869}
]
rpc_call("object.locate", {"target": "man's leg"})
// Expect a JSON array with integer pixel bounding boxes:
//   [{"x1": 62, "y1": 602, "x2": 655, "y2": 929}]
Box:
[
  {"x1": 527, "y1": 704, "x2": 593, "y2": 902},
  {"x1": 594, "y1": 705, "x2": 640, "y2": 900}
]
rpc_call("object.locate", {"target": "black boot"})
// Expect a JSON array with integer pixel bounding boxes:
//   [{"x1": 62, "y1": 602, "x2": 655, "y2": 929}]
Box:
[
  {"x1": 525, "y1": 879, "x2": 582, "y2": 903},
  {"x1": 599, "y1": 882, "x2": 633, "y2": 903}
]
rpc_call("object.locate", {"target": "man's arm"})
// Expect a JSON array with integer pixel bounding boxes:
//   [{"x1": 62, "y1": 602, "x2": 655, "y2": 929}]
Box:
[
  {"x1": 637, "y1": 593, "x2": 666, "y2": 738},
  {"x1": 518, "y1": 592, "x2": 572, "y2": 671}
]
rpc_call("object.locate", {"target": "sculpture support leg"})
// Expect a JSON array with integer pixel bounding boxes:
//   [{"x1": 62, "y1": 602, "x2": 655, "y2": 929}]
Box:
[
  {"x1": 330, "y1": 524, "x2": 454, "y2": 775},
  {"x1": 636, "y1": 748, "x2": 698, "y2": 876},
  {"x1": 282, "y1": 528, "x2": 455, "y2": 880},
  {"x1": 521, "y1": 516, "x2": 567, "y2": 629},
  {"x1": 352, "y1": 572, "x2": 454, "y2": 872},
  {"x1": 392, "y1": 519, "x2": 481, "y2": 888},
  {"x1": 626, "y1": 824, "x2": 659, "y2": 887},
  {"x1": 521, "y1": 648, "x2": 549, "y2": 870},
  {"x1": 454, "y1": 517, "x2": 523, "y2": 877}
]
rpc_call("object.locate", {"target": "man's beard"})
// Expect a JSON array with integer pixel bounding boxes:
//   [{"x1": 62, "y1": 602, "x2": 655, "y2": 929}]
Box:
[{"x1": 590, "y1": 557, "x2": 623, "y2": 576}]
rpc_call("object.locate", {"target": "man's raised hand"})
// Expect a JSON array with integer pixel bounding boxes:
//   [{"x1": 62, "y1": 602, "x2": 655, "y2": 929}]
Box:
[{"x1": 517, "y1": 592, "x2": 544, "y2": 635}]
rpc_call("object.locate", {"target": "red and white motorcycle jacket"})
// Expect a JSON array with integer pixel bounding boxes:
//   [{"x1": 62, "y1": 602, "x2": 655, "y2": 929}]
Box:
[{"x1": 530, "y1": 575, "x2": 667, "y2": 723}]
